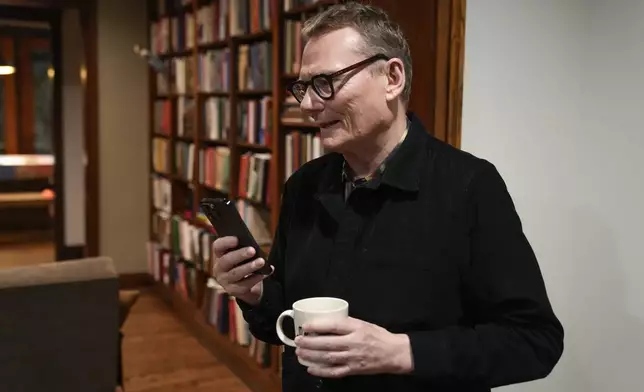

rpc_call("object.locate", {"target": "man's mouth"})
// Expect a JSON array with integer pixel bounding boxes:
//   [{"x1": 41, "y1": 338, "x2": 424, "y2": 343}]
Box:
[{"x1": 319, "y1": 120, "x2": 340, "y2": 128}]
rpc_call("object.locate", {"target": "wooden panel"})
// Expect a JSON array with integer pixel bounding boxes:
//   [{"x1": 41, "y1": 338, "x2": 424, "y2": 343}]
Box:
[
  {"x1": 446, "y1": 0, "x2": 466, "y2": 148},
  {"x1": 366, "y1": 0, "x2": 465, "y2": 147},
  {"x1": 367, "y1": 0, "x2": 436, "y2": 135}
]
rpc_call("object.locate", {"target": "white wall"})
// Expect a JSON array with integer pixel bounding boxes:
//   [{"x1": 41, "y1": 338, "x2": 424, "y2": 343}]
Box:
[
  {"x1": 97, "y1": 0, "x2": 149, "y2": 273},
  {"x1": 461, "y1": 1, "x2": 643, "y2": 391},
  {"x1": 61, "y1": 8, "x2": 85, "y2": 247}
]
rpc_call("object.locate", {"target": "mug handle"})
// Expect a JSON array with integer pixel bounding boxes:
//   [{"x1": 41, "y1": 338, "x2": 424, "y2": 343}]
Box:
[{"x1": 276, "y1": 309, "x2": 296, "y2": 347}]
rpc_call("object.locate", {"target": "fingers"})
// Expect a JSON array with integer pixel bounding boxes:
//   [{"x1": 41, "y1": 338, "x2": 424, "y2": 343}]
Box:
[
  {"x1": 210, "y1": 236, "x2": 271, "y2": 303},
  {"x1": 303, "y1": 317, "x2": 357, "y2": 336},
  {"x1": 307, "y1": 365, "x2": 352, "y2": 378},
  {"x1": 295, "y1": 334, "x2": 350, "y2": 351},
  {"x1": 226, "y1": 258, "x2": 267, "y2": 283},
  {"x1": 296, "y1": 347, "x2": 350, "y2": 365},
  {"x1": 228, "y1": 270, "x2": 265, "y2": 292},
  {"x1": 216, "y1": 245, "x2": 255, "y2": 273},
  {"x1": 212, "y1": 236, "x2": 238, "y2": 258}
]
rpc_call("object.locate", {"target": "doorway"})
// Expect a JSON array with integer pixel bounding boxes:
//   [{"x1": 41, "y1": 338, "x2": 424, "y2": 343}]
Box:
[{"x1": 0, "y1": 6, "x2": 61, "y2": 267}]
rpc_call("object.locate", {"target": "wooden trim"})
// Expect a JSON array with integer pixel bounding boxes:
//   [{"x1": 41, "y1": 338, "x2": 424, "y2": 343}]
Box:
[
  {"x1": 270, "y1": 0, "x2": 284, "y2": 234},
  {"x1": 57, "y1": 244, "x2": 84, "y2": 260},
  {"x1": 434, "y1": 0, "x2": 466, "y2": 148},
  {"x1": 50, "y1": 8, "x2": 65, "y2": 261},
  {"x1": 446, "y1": 0, "x2": 466, "y2": 148},
  {"x1": 80, "y1": 0, "x2": 100, "y2": 257},
  {"x1": 433, "y1": 0, "x2": 450, "y2": 142}
]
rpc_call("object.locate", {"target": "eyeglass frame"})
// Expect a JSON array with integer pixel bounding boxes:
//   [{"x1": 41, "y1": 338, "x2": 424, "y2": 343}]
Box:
[{"x1": 287, "y1": 53, "x2": 391, "y2": 103}]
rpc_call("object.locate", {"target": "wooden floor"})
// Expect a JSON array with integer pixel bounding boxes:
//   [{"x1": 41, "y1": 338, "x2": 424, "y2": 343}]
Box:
[
  {"x1": 122, "y1": 290, "x2": 251, "y2": 392},
  {"x1": 0, "y1": 240, "x2": 54, "y2": 269}
]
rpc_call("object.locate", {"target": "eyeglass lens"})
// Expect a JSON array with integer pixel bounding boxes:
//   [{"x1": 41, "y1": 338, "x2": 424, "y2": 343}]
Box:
[
  {"x1": 292, "y1": 76, "x2": 333, "y2": 102},
  {"x1": 313, "y1": 77, "x2": 332, "y2": 98}
]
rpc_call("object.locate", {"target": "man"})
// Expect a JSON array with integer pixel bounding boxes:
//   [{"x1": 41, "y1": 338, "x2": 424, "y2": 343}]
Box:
[{"x1": 212, "y1": 2, "x2": 564, "y2": 391}]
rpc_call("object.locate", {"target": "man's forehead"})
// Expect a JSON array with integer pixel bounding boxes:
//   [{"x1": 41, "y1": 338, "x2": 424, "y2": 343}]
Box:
[
  {"x1": 299, "y1": 30, "x2": 363, "y2": 80},
  {"x1": 299, "y1": 58, "x2": 348, "y2": 80}
]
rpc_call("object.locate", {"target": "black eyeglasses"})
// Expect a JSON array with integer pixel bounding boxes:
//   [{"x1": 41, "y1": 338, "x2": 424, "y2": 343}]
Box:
[{"x1": 287, "y1": 54, "x2": 390, "y2": 103}]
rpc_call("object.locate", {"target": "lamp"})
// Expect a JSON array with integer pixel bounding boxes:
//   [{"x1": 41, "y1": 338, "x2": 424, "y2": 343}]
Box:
[
  {"x1": 0, "y1": 65, "x2": 15, "y2": 75},
  {"x1": 0, "y1": 55, "x2": 15, "y2": 75}
]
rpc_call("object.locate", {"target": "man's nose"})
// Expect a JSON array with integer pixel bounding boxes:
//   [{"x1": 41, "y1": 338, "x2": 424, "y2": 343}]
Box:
[{"x1": 299, "y1": 87, "x2": 323, "y2": 118}]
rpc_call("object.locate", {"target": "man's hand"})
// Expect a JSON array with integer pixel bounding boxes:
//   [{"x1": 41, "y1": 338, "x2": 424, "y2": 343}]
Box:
[
  {"x1": 294, "y1": 316, "x2": 414, "y2": 378},
  {"x1": 211, "y1": 236, "x2": 273, "y2": 306}
]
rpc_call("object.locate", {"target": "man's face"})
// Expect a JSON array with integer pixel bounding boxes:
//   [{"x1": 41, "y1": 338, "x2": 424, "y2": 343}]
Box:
[{"x1": 298, "y1": 27, "x2": 391, "y2": 153}]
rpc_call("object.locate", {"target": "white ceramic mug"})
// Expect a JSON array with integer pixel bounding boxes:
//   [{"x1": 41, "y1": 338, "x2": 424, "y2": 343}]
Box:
[{"x1": 276, "y1": 297, "x2": 349, "y2": 366}]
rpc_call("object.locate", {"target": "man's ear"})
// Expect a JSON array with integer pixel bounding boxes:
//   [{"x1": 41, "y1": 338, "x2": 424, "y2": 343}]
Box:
[{"x1": 384, "y1": 58, "x2": 405, "y2": 103}]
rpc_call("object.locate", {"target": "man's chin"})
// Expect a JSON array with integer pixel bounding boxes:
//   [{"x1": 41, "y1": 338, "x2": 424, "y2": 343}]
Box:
[{"x1": 320, "y1": 137, "x2": 343, "y2": 153}]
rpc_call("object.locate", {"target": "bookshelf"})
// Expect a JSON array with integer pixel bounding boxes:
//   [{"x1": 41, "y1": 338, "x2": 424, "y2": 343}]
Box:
[{"x1": 145, "y1": 0, "x2": 337, "y2": 391}]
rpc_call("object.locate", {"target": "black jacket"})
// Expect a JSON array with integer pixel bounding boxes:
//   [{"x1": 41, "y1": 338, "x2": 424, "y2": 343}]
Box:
[{"x1": 238, "y1": 112, "x2": 564, "y2": 391}]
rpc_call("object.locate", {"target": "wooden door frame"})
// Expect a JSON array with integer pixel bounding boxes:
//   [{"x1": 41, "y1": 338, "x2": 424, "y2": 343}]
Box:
[
  {"x1": 368, "y1": 0, "x2": 466, "y2": 148},
  {"x1": 77, "y1": 0, "x2": 99, "y2": 258},
  {"x1": 434, "y1": 0, "x2": 466, "y2": 149}
]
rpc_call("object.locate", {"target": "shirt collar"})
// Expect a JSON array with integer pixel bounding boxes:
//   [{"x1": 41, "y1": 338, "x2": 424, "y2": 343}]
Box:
[
  {"x1": 316, "y1": 111, "x2": 429, "y2": 196},
  {"x1": 341, "y1": 121, "x2": 408, "y2": 185},
  {"x1": 378, "y1": 111, "x2": 428, "y2": 191}
]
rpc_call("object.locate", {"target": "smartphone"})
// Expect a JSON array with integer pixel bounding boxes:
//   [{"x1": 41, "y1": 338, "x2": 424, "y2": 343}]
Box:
[{"x1": 199, "y1": 197, "x2": 272, "y2": 276}]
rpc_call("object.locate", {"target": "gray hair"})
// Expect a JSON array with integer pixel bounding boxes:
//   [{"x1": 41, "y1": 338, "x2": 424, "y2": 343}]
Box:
[{"x1": 301, "y1": 1, "x2": 413, "y2": 104}]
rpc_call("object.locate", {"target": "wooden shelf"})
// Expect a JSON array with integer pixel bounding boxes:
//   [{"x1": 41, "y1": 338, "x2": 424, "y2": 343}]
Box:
[
  {"x1": 198, "y1": 40, "x2": 228, "y2": 51},
  {"x1": 283, "y1": 0, "x2": 337, "y2": 18},
  {"x1": 237, "y1": 141, "x2": 271, "y2": 151},
  {"x1": 146, "y1": 0, "x2": 338, "y2": 389},
  {"x1": 198, "y1": 91, "x2": 230, "y2": 97},
  {"x1": 154, "y1": 282, "x2": 282, "y2": 392},
  {"x1": 231, "y1": 30, "x2": 272, "y2": 44},
  {"x1": 147, "y1": 0, "x2": 466, "y2": 388},
  {"x1": 238, "y1": 90, "x2": 272, "y2": 97}
]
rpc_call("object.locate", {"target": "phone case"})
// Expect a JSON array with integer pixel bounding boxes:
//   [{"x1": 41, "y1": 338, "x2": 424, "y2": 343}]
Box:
[{"x1": 199, "y1": 197, "x2": 272, "y2": 275}]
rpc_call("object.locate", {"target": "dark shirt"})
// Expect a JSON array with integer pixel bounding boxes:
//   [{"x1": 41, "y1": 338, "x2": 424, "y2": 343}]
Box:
[
  {"x1": 341, "y1": 119, "x2": 407, "y2": 200},
  {"x1": 238, "y1": 112, "x2": 564, "y2": 392}
]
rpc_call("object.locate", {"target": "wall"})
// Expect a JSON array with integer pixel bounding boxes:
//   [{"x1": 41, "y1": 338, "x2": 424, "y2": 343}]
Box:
[
  {"x1": 461, "y1": 0, "x2": 642, "y2": 391},
  {"x1": 61, "y1": 8, "x2": 85, "y2": 248},
  {"x1": 96, "y1": 0, "x2": 149, "y2": 273}
]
